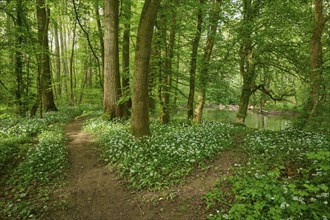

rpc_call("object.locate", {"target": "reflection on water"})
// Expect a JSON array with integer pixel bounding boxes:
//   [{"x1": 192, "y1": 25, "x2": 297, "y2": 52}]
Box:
[{"x1": 204, "y1": 109, "x2": 291, "y2": 131}]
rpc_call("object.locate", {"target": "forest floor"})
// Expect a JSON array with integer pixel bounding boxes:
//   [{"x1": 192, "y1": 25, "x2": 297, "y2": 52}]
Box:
[{"x1": 45, "y1": 118, "x2": 247, "y2": 220}]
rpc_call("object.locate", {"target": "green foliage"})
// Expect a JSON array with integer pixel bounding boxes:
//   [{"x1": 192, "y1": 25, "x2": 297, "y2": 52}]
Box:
[
  {"x1": 84, "y1": 118, "x2": 234, "y2": 190},
  {"x1": 0, "y1": 106, "x2": 84, "y2": 219},
  {"x1": 305, "y1": 100, "x2": 330, "y2": 133},
  {"x1": 2, "y1": 127, "x2": 68, "y2": 219},
  {"x1": 10, "y1": 127, "x2": 67, "y2": 187},
  {"x1": 204, "y1": 129, "x2": 329, "y2": 220},
  {"x1": 0, "y1": 106, "x2": 83, "y2": 173},
  {"x1": 208, "y1": 80, "x2": 240, "y2": 105}
]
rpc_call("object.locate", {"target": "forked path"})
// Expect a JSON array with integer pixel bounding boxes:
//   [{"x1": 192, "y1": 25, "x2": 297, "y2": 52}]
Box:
[
  {"x1": 47, "y1": 119, "x2": 246, "y2": 220},
  {"x1": 48, "y1": 119, "x2": 142, "y2": 220}
]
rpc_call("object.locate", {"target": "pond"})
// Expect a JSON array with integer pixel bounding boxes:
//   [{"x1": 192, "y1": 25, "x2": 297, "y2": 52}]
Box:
[{"x1": 204, "y1": 109, "x2": 291, "y2": 131}]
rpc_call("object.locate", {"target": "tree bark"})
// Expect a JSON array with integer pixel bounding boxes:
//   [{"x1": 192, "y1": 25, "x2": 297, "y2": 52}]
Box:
[
  {"x1": 235, "y1": 0, "x2": 256, "y2": 123},
  {"x1": 15, "y1": 0, "x2": 24, "y2": 116},
  {"x1": 54, "y1": 19, "x2": 61, "y2": 97},
  {"x1": 86, "y1": 55, "x2": 93, "y2": 88},
  {"x1": 103, "y1": 0, "x2": 123, "y2": 118},
  {"x1": 187, "y1": 0, "x2": 204, "y2": 119},
  {"x1": 122, "y1": 0, "x2": 132, "y2": 117},
  {"x1": 194, "y1": 0, "x2": 221, "y2": 124},
  {"x1": 59, "y1": 17, "x2": 69, "y2": 94},
  {"x1": 69, "y1": 23, "x2": 76, "y2": 105},
  {"x1": 95, "y1": 0, "x2": 104, "y2": 71},
  {"x1": 149, "y1": 28, "x2": 162, "y2": 114},
  {"x1": 172, "y1": 30, "x2": 181, "y2": 110},
  {"x1": 306, "y1": 0, "x2": 325, "y2": 117},
  {"x1": 131, "y1": 0, "x2": 161, "y2": 137},
  {"x1": 160, "y1": 1, "x2": 177, "y2": 124},
  {"x1": 36, "y1": 0, "x2": 57, "y2": 112}
]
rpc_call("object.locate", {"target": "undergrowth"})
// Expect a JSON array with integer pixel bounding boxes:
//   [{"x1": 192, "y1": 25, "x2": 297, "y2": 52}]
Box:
[
  {"x1": 204, "y1": 129, "x2": 330, "y2": 220},
  {"x1": 84, "y1": 118, "x2": 236, "y2": 190},
  {"x1": 0, "y1": 106, "x2": 85, "y2": 219}
]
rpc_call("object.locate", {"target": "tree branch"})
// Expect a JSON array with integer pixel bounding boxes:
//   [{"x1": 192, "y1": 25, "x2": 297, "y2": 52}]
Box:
[
  {"x1": 72, "y1": 0, "x2": 103, "y2": 88},
  {"x1": 0, "y1": 79, "x2": 9, "y2": 91},
  {"x1": 0, "y1": 5, "x2": 17, "y2": 24},
  {"x1": 252, "y1": 84, "x2": 294, "y2": 102}
]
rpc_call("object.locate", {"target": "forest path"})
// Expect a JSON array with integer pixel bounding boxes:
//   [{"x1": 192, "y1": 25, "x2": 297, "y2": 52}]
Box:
[
  {"x1": 46, "y1": 118, "x2": 246, "y2": 220},
  {"x1": 47, "y1": 118, "x2": 142, "y2": 220}
]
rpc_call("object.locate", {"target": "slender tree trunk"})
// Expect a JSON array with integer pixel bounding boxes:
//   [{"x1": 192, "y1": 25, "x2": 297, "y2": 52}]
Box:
[
  {"x1": 54, "y1": 19, "x2": 61, "y2": 97},
  {"x1": 235, "y1": 0, "x2": 256, "y2": 124},
  {"x1": 95, "y1": 0, "x2": 104, "y2": 70},
  {"x1": 187, "y1": 0, "x2": 205, "y2": 119},
  {"x1": 131, "y1": 0, "x2": 161, "y2": 137},
  {"x1": 36, "y1": 0, "x2": 57, "y2": 112},
  {"x1": 172, "y1": 29, "x2": 181, "y2": 110},
  {"x1": 103, "y1": 0, "x2": 123, "y2": 118},
  {"x1": 158, "y1": 7, "x2": 168, "y2": 123},
  {"x1": 194, "y1": 0, "x2": 221, "y2": 124},
  {"x1": 15, "y1": 0, "x2": 24, "y2": 116},
  {"x1": 59, "y1": 17, "x2": 68, "y2": 94},
  {"x1": 25, "y1": 55, "x2": 30, "y2": 113},
  {"x1": 122, "y1": 0, "x2": 132, "y2": 117},
  {"x1": 160, "y1": 2, "x2": 177, "y2": 124},
  {"x1": 69, "y1": 23, "x2": 76, "y2": 105},
  {"x1": 87, "y1": 55, "x2": 93, "y2": 88},
  {"x1": 79, "y1": 56, "x2": 89, "y2": 104},
  {"x1": 149, "y1": 29, "x2": 162, "y2": 114}
]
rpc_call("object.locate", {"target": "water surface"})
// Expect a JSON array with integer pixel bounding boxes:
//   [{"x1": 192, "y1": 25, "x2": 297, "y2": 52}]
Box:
[{"x1": 204, "y1": 109, "x2": 291, "y2": 131}]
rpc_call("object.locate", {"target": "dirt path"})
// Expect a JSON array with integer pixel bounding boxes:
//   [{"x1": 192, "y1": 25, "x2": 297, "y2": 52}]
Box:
[{"x1": 46, "y1": 119, "x2": 246, "y2": 220}]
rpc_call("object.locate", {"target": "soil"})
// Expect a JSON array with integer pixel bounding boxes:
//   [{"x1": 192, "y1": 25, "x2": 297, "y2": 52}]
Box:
[{"x1": 45, "y1": 118, "x2": 247, "y2": 220}]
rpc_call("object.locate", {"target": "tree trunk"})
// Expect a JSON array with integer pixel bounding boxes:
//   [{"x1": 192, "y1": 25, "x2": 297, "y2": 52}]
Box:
[
  {"x1": 306, "y1": 0, "x2": 325, "y2": 117},
  {"x1": 236, "y1": 68, "x2": 255, "y2": 123},
  {"x1": 87, "y1": 55, "x2": 93, "y2": 88},
  {"x1": 149, "y1": 28, "x2": 162, "y2": 114},
  {"x1": 159, "y1": 1, "x2": 177, "y2": 124},
  {"x1": 122, "y1": 0, "x2": 132, "y2": 117},
  {"x1": 36, "y1": 0, "x2": 57, "y2": 112},
  {"x1": 95, "y1": 0, "x2": 104, "y2": 71},
  {"x1": 159, "y1": 1, "x2": 176, "y2": 124},
  {"x1": 54, "y1": 19, "x2": 61, "y2": 97},
  {"x1": 131, "y1": 0, "x2": 161, "y2": 137},
  {"x1": 69, "y1": 23, "x2": 76, "y2": 106},
  {"x1": 15, "y1": 0, "x2": 24, "y2": 116},
  {"x1": 59, "y1": 17, "x2": 69, "y2": 94},
  {"x1": 235, "y1": 0, "x2": 256, "y2": 124},
  {"x1": 187, "y1": 0, "x2": 205, "y2": 119},
  {"x1": 194, "y1": 0, "x2": 221, "y2": 124},
  {"x1": 172, "y1": 30, "x2": 181, "y2": 110},
  {"x1": 103, "y1": 0, "x2": 123, "y2": 119}
]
